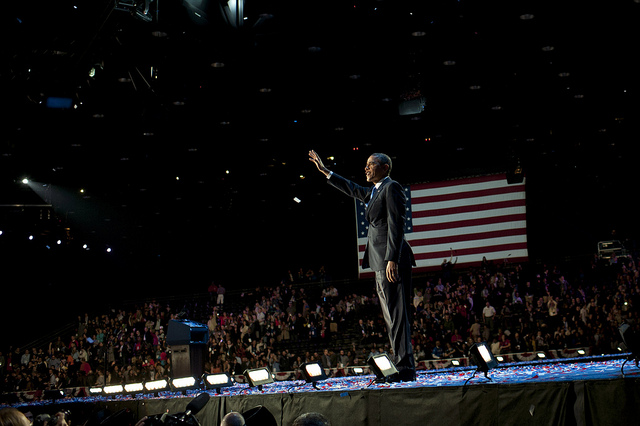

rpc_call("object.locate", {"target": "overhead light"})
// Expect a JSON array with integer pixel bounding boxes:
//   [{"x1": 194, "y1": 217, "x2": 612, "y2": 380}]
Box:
[
  {"x1": 244, "y1": 367, "x2": 274, "y2": 390},
  {"x1": 367, "y1": 353, "x2": 398, "y2": 382},
  {"x1": 300, "y1": 362, "x2": 328, "y2": 388},
  {"x1": 22, "y1": 178, "x2": 29, "y2": 184}
]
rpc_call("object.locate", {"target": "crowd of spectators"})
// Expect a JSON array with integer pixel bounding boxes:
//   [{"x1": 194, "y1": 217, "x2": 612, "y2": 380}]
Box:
[{"x1": 1, "y1": 253, "x2": 639, "y2": 394}]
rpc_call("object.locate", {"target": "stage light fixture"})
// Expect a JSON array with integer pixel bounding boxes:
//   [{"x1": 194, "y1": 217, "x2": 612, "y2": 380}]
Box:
[
  {"x1": 467, "y1": 342, "x2": 498, "y2": 383},
  {"x1": 204, "y1": 373, "x2": 235, "y2": 393},
  {"x1": 619, "y1": 323, "x2": 640, "y2": 374},
  {"x1": 300, "y1": 362, "x2": 328, "y2": 387},
  {"x1": 123, "y1": 382, "x2": 144, "y2": 394},
  {"x1": 42, "y1": 390, "x2": 64, "y2": 400},
  {"x1": 103, "y1": 384, "x2": 124, "y2": 395},
  {"x1": 367, "y1": 353, "x2": 398, "y2": 381},
  {"x1": 89, "y1": 387, "x2": 103, "y2": 395},
  {"x1": 536, "y1": 352, "x2": 546, "y2": 359},
  {"x1": 244, "y1": 367, "x2": 274, "y2": 390},
  {"x1": 144, "y1": 379, "x2": 169, "y2": 392},
  {"x1": 171, "y1": 376, "x2": 199, "y2": 391}
]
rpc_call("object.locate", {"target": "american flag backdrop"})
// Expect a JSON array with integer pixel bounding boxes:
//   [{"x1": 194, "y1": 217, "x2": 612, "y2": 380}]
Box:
[{"x1": 355, "y1": 173, "x2": 528, "y2": 278}]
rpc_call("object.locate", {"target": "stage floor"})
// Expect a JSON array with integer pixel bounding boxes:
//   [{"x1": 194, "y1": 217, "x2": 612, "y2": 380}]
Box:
[{"x1": 4, "y1": 355, "x2": 640, "y2": 426}]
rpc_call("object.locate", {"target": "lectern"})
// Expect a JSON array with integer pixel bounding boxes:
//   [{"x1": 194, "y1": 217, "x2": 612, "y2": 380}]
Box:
[{"x1": 166, "y1": 319, "x2": 209, "y2": 378}]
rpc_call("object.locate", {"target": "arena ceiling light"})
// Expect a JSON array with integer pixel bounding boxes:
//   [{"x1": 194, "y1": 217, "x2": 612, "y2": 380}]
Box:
[
  {"x1": 300, "y1": 362, "x2": 328, "y2": 388},
  {"x1": 244, "y1": 367, "x2": 274, "y2": 390}
]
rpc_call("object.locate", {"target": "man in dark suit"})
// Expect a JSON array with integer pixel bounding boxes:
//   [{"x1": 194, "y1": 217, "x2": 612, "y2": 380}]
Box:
[{"x1": 309, "y1": 150, "x2": 416, "y2": 381}]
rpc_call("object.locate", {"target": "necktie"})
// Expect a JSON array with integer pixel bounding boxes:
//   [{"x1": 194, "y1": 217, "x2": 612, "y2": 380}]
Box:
[{"x1": 366, "y1": 186, "x2": 376, "y2": 208}]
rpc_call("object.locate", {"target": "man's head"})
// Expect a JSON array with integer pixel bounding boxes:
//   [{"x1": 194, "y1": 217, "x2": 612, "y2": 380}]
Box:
[
  {"x1": 365, "y1": 153, "x2": 392, "y2": 183},
  {"x1": 292, "y1": 412, "x2": 330, "y2": 426},
  {"x1": 0, "y1": 408, "x2": 30, "y2": 426},
  {"x1": 221, "y1": 412, "x2": 245, "y2": 426}
]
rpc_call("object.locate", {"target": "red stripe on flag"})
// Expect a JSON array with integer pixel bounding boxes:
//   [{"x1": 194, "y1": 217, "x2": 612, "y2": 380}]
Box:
[
  {"x1": 411, "y1": 184, "x2": 524, "y2": 205},
  {"x1": 412, "y1": 213, "x2": 527, "y2": 233},
  {"x1": 413, "y1": 242, "x2": 528, "y2": 261},
  {"x1": 408, "y1": 228, "x2": 526, "y2": 247},
  {"x1": 411, "y1": 199, "x2": 525, "y2": 218}
]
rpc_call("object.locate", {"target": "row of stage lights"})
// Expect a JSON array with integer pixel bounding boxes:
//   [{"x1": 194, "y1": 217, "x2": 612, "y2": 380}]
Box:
[
  {"x1": 89, "y1": 357, "x2": 396, "y2": 398},
  {"x1": 55, "y1": 339, "x2": 633, "y2": 402},
  {"x1": 85, "y1": 347, "x2": 520, "y2": 399},
  {"x1": 87, "y1": 344, "x2": 605, "y2": 399},
  {"x1": 87, "y1": 349, "x2": 492, "y2": 400},
  {"x1": 89, "y1": 362, "x2": 333, "y2": 397}
]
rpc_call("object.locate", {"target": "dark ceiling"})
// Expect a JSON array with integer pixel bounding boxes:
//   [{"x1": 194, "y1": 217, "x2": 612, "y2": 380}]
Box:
[{"x1": 2, "y1": 0, "x2": 640, "y2": 295}]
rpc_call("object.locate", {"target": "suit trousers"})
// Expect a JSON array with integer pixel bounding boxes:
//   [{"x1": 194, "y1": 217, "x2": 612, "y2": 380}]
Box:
[{"x1": 374, "y1": 266, "x2": 415, "y2": 373}]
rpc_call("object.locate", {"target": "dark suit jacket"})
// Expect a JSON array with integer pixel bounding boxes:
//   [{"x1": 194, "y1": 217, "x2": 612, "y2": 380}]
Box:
[{"x1": 328, "y1": 173, "x2": 416, "y2": 272}]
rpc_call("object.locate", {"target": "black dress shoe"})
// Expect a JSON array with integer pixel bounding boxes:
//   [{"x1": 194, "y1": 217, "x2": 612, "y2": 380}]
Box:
[
  {"x1": 397, "y1": 369, "x2": 416, "y2": 382},
  {"x1": 374, "y1": 373, "x2": 399, "y2": 383},
  {"x1": 374, "y1": 370, "x2": 415, "y2": 384}
]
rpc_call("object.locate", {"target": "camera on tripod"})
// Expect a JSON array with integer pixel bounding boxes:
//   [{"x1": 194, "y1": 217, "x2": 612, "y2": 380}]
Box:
[{"x1": 34, "y1": 410, "x2": 71, "y2": 426}]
